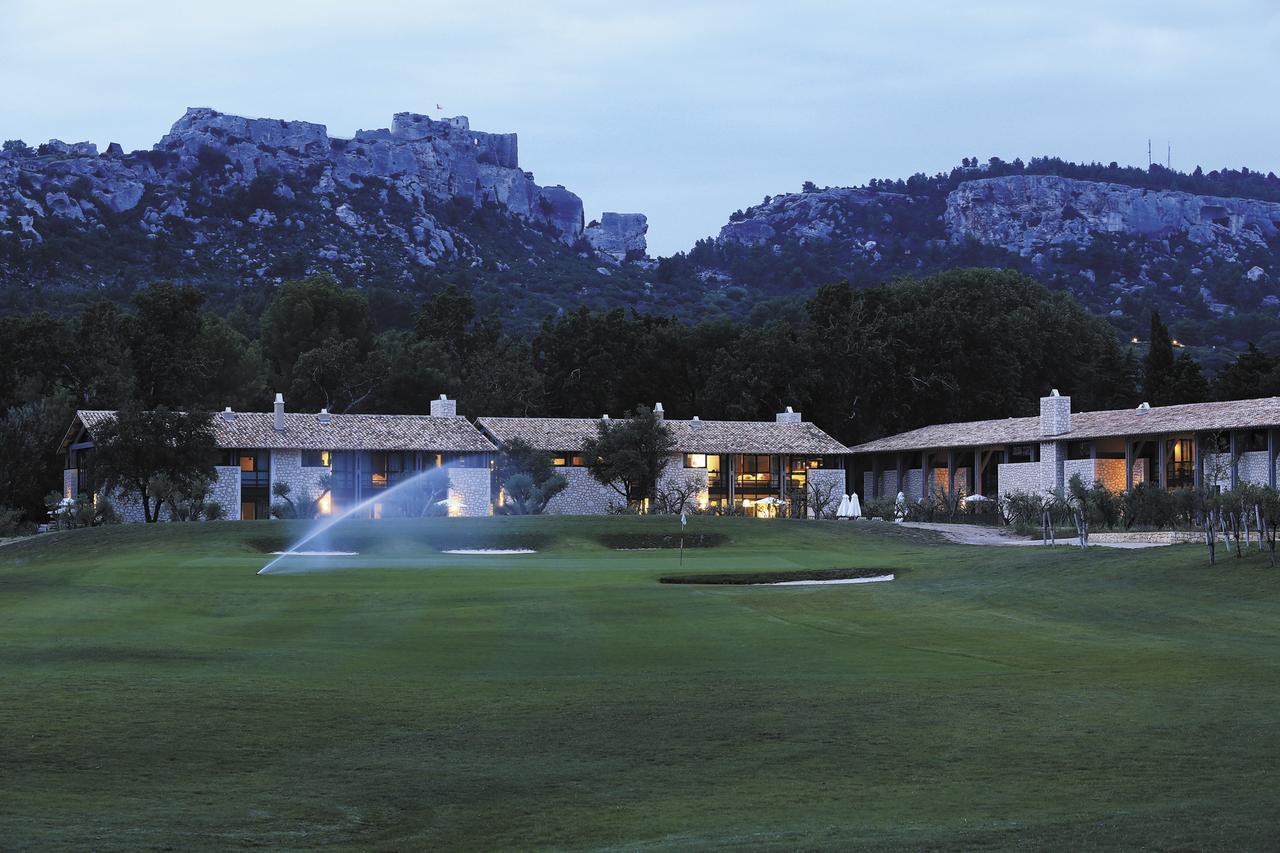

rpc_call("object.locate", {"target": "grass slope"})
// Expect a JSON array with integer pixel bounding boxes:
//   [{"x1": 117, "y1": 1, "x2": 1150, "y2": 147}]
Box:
[{"x1": 2, "y1": 516, "x2": 1279, "y2": 850}]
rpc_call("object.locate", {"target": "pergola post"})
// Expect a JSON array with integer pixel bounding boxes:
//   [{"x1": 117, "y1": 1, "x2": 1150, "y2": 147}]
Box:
[
  {"x1": 1270, "y1": 429, "x2": 1277, "y2": 490},
  {"x1": 974, "y1": 449, "x2": 985, "y2": 498},
  {"x1": 895, "y1": 453, "x2": 905, "y2": 496},
  {"x1": 1194, "y1": 432, "x2": 1203, "y2": 491},
  {"x1": 1230, "y1": 431, "x2": 1239, "y2": 492},
  {"x1": 1125, "y1": 439, "x2": 1133, "y2": 492},
  {"x1": 871, "y1": 455, "x2": 883, "y2": 500},
  {"x1": 947, "y1": 449, "x2": 956, "y2": 499},
  {"x1": 1157, "y1": 436, "x2": 1167, "y2": 491},
  {"x1": 922, "y1": 451, "x2": 931, "y2": 499}
]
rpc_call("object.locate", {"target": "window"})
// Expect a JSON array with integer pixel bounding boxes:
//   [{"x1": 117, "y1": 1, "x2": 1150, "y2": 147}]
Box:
[
  {"x1": 551, "y1": 453, "x2": 584, "y2": 467},
  {"x1": 1009, "y1": 445, "x2": 1035, "y2": 463},
  {"x1": 735, "y1": 454, "x2": 777, "y2": 491},
  {"x1": 706, "y1": 455, "x2": 722, "y2": 488},
  {"x1": 684, "y1": 453, "x2": 707, "y2": 469},
  {"x1": 302, "y1": 450, "x2": 331, "y2": 468},
  {"x1": 1067, "y1": 441, "x2": 1092, "y2": 461},
  {"x1": 1245, "y1": 430, "x2": 1269, "y2": 452}
]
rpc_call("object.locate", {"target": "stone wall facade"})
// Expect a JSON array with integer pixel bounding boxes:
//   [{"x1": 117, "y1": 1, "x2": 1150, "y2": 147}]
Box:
[
  {"x1": 63, "y1": 468, "x2": 77, "y2": 499},
  {"x1": 447, "y1": 467, "x2": 492, "y2": 517},
  {"x1": 997, "y1": 461, "x2": 1041, "y2": 498},
  {"x1": 210, "y1": 466, "x2": 241, "y2": 520},
  {"x1": 269, "y1": 450, "x2": 331, "y2": 515},
  {"x1": 804, "y1": 468, "x2": 845, "y2": 516},
  {"x1": 1205, "y1": 450, "x2": 1275, "y2": 490},
  {"x1": 545, "y1": 466, "x2": 625, "y2": 515},
  {"x1": 1039, "y1": 442, "x2": 1065, "y2": 493},
  {"x1": 656, "y1": 462, "x2": 708, "y2": 512}
]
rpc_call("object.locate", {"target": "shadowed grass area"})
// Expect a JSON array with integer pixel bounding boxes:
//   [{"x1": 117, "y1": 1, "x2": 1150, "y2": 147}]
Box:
[{"x1": 2, "y1": 515, "x2": 1279, "y2": 850}]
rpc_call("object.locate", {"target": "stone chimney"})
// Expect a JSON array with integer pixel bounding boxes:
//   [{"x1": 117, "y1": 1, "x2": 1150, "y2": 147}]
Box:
[
  {"x1": 1039, "y1": 389, "x2": 1071, "y2": 436},
  {"x1": 220, "y1": 406, "x2": 235, "y2": 422},
  {"x1": 690, "y1": 415, "x2": 702, "y2": 430},
  {"x1": 1136, "y1": 402, "x2": 1151, "y2": 415},
  {"x1": 318, "y1": 407, "x2": 331, "y2": 425},
  {"x1": 273, "y1": 393, "x2": 285, "y2": 432},
  {"x1": 654, "y1": 402, "x2": 665, "y2": 420},
  {"x1": 429, "y1": 394, "x2": 457, "y2": 417},
  {"x1": 601, "y1": 414, "x2": 610, "y2": 421},
  {"x1": 776, "y1": 405, "x2": 802, "y2": 424}
]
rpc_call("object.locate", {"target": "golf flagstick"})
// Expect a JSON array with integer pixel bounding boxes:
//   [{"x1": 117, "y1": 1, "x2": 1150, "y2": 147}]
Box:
[{"x1": 680, "y1": 511, "x2": 687, "y2": 566}]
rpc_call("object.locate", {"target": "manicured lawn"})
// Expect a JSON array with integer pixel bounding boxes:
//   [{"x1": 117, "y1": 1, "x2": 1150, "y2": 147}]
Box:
[{"x1": 2, "y1": 516, "x2": 1279, "y2": 850}]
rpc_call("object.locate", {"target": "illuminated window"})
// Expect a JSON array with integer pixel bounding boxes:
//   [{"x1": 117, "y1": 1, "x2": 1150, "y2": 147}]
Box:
[
  {"x1": 552, "y1": 455, "x2": 568, "y2": 467},
  {"x1": 239, "y1": 455, "x2": 256, "y2": 472},
  {"x1": 571, "y1": 454, "x2": 585, "y2": 467},
  {"x1": 302, "y1": 450, "x2": 331, "y2": 468},
  {"x1": 684, "y1": 453, "x2": 707, "y2": 469}
]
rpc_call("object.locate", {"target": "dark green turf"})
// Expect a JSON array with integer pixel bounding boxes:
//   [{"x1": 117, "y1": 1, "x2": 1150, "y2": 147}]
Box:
[{"x1": 2, "y1": 516, "x2": 1278, "y2": 850}]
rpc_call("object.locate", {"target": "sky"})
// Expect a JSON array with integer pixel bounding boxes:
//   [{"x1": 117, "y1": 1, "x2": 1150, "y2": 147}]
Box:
[{"x1": 3, "y1": 1, "x2": 1278, "y2": 256}]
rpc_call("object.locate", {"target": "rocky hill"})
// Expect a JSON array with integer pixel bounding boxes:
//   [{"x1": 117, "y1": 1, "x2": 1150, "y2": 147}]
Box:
[
  {"x1": 686, "y1": 165, "x2": 1280, "y2": 348},
  {"x1": 4, "y1": 110, "x2": 1280, "y2": 347},
  {"x1": 0, "y1": 108, "x2": 654, "y2": 325}
]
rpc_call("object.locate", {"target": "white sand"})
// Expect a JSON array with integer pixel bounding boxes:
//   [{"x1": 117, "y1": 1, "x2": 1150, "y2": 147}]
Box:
[
  {"x1": 443, "y1": 548, "x2": 537, "y2": 555},
  {"x1": 753, "y1": 574, "x2": 895, "y2": 586},
  {"x1": 271, "y1": 550, "x2": 359, "y2": 556}
]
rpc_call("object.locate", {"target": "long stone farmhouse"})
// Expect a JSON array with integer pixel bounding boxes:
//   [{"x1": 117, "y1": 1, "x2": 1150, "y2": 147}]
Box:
[
  {"x1": 849, "y1": 390, "x2": 1280, "y2": 502},
  {"x1": 59, "y1": 395, "x2": 496, "y2": 521},
  {"x1": 58, "y1": 397, "x2": 851, "y2": 521},
  {"x1": 477, "y1": 404, "x2": 849, "y2": 517}
]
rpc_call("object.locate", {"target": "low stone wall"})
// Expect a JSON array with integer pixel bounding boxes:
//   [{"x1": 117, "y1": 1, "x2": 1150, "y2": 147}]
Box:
[
  {"x1": 1089, "y1": 530, "x2": 1202, "y2": 544},
  {"x1": 447, "y1": 467, "x2": 492, "y2": 517}
]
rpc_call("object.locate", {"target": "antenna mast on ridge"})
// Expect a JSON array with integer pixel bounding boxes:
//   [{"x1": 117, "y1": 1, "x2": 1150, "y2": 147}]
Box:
[{"x1": 1148, "y1": 138, "x2": 1152, "y2": 168}]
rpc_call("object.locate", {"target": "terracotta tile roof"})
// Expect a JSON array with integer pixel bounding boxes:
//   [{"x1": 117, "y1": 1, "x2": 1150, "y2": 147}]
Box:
[
  {"x1": 69, "y1": 410, "x2": 495, "y2": 452},
  {"x1": 477, "y1": 417, "x2": 850, "y2": 455},
  {"x1": 849, "y1": 396, "x2": 1280, "y2": 454}
]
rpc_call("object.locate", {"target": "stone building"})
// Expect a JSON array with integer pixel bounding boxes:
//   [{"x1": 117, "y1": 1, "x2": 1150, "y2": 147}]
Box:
[
  {"x1": 477, "y1": 405, "x2": 849, "y2": 517},
  {"x1": 849, "y1": 391, "x2": 1280, "y2": 503},
  {"x1": 58, "y1": 394, "x2": 495, "y2": 521}
]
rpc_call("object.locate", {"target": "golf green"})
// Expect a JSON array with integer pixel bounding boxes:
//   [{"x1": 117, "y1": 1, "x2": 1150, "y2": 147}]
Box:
[{"x1": 2, "y1": 516, "x2": 1277, "y2": 850}]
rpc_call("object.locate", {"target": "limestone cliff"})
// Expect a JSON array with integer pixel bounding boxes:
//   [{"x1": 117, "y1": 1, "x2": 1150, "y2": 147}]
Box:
[
  {"x1": 0, "y1": 108, "x2": 654, "y2": 298},
  {"x1": 945, "y1": 175, "x2": 1280, "y2": 255},
  {"x1": 705, "y1": 171, "x2": 1280, "y2": 343}
]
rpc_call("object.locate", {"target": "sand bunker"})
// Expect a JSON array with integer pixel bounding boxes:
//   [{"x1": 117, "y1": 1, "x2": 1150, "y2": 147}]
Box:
[
  {"x1": 271, "y1": 550, "x2": 359, "y2": 556},
  {"x1": 754, "y1": 574, "x2": 895, "y2": 586},
  {"x1": 442, "y1": 548, "x2": 537, "y2": 555}
]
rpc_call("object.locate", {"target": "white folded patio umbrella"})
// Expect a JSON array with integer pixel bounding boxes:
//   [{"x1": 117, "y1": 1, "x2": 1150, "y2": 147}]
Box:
[
  {"x1": 836, "y1": 494, "x2": 851, "y2": 518},
  {"x1": 849, "y1": 492, "x2": 863, "y2": 519}
]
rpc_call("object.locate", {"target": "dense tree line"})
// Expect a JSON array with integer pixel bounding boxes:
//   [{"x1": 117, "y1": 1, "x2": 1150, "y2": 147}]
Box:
[{"x1": 0, "y1": 267, "x2": 1262, "y2": 529}]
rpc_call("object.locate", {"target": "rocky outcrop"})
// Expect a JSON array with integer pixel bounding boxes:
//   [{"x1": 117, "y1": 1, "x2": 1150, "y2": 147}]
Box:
[
  {"x1": 585, "y1": 212, "x2": 647, "y2": 263},
  {"x1": 0, "y1": 107, "x2": 618, "y2": 269},
  {"x1": 945, "y1": 175, "x2": 1280, "y2": 255},
  {"x1": 718, "y1": 187, "x2": 912, "y2": 247}
]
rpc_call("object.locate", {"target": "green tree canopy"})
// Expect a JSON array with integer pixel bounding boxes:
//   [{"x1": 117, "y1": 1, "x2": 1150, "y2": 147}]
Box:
[
  {"x1": 582, "y1": 406, "x2": 675, "y2": 505},
  {"x1": 90, "y1": 407, "x2": 217, "y2": 523}
]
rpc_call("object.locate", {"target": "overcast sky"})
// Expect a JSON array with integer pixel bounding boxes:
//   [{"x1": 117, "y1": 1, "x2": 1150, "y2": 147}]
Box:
[{"x1": 4, "y1": 1, "x2": 1277, "y2": 255}]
